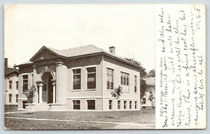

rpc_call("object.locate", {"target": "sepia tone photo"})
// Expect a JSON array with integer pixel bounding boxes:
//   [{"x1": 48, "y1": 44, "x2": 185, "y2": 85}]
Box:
[{"x1": 4, "y1": 4, "x2": 155, "y2": 129}]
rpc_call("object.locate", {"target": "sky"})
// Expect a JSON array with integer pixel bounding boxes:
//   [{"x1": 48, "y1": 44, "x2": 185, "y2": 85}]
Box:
[{"x1": 4, "y1": 4, "x2": 155, "y2": 72}]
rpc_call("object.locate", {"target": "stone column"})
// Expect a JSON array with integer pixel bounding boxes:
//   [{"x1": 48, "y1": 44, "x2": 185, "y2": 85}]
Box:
[
  {"x1": 32, "y1": 65, "x2": 37, "y2": 85},
  {"x1": 32, "y1": 65, "x2": 38, "y2": 104},
  {"x1": 52, "y1": 80, "x2": 56, "y2": 104},
  {"x1": 56, "y1": 61, "x2": 67, "y2": 104},
  {"x1": 38, "y1": 82, "x2": 43, "y2": 104}
]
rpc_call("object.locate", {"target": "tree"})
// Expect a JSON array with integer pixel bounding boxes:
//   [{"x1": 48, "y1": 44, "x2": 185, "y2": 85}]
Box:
[
  {"x1": 148, "y1": 91, "x2": 155, "y2": 108},
  {"x1": 140, "y1": 79, "x2": 147, "y2": 99},
  {"x1": 23, "y1": 85, "x2": 36, "y2": 103},
  {"x1": 148, "y1": 69, "x2": 155, "y2": 77},
  {"x1": 124, "y1": 58, "x2": 149, "y2": 101},
  {"x1": 125, "y1": 58, "x2": 147, "y2": 78},
  {"x1": 111, "y1": 86, "x2": 122, "y2": 99}
]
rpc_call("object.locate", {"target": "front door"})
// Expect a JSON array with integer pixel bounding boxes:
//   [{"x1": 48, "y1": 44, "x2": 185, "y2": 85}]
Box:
[
  {"x1": 48, "y1": 80, "x2": 53, "y2": 103},
  {"x1": 41, "y1": 72, "x2": 53, "y2": 103}
]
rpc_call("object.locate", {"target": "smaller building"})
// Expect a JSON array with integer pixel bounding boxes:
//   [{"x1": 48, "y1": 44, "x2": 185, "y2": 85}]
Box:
[
  {"x1": 141, "y1": 76, "x2": 155, "y2": 108},
  {"x1": 4, "y1": 58, "x2": 19, "y2": 110}
]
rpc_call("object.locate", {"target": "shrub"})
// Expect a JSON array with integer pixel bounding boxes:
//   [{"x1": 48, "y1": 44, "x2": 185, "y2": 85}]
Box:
[
  {"x1": 111, "y1": 86, "x2": 122, "y2": 99},
  {"x1": 23, "y1": 85, "x2": 36, "y2": 103}
]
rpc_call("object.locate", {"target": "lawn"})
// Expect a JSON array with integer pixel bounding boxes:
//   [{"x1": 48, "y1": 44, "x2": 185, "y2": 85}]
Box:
[
  {"x1": 4, "y1": 105, "x2": 18, "y2": 112},
  {"x1": 5, "y1": 108, "x2": 155, "y2": 130}
]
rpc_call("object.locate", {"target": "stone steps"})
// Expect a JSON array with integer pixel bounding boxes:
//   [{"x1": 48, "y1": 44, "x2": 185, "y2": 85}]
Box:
[
  {"x1": 26, "y1": 103, "x2": 50, "y2": 111},
  {"x1": 26, "y1": 103, "x2": 67, "y2": 111}
]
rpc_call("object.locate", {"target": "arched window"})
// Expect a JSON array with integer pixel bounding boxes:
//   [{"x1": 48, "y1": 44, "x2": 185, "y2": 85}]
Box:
[
  {"x1": 16, "y1": 94, "x2": 18, "y2": 103},
  {"x1": 16, "y1": 81, "x2": 18, "y2": 90},
  {"x1": 9, "y1": 80, "x2": 12, "y2": 89},
  {"x1": 9, "y1": 94, "x2": 12, "y2": 103}
]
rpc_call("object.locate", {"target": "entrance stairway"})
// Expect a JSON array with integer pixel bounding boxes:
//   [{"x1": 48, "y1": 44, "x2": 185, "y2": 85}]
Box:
[
  {"x1": 26, "y1": 102, "x2": 68, "y2": 111},
  {"x1": 26, "y1": 102, "x2": 50, "y2": 111}
]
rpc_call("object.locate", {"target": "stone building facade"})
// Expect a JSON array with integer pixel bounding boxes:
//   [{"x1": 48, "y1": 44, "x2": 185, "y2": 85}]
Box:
[
  {"x1": 4, "y1": 58, "x2": 19, "y2": 107},
  {"x1": 17, "y1": 45, "x2": 141, "y2": 111}
]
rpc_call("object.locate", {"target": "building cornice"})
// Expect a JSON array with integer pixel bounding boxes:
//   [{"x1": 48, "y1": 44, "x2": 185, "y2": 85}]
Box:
[{"x1": 17, "y1": 51, "x2": 142, "y2": 71}]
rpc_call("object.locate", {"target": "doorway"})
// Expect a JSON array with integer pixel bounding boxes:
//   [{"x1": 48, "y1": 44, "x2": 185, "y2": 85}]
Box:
[{"x1": 41, "y1": 72, "x2": 53, "y2": 103}]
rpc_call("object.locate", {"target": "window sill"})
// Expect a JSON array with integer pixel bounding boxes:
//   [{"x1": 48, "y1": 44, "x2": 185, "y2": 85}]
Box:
[
  {"x1": 85, "y1": 89, "x2": 96, "y2": 91},
  {"x1": 72, "y1": 89, "x2": 81, "y2": 92}
]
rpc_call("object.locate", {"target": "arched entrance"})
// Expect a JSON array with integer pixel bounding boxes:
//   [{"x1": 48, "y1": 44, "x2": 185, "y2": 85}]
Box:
[{"x1": 41, "y1": 72, "x2": 53, "y2": 103}]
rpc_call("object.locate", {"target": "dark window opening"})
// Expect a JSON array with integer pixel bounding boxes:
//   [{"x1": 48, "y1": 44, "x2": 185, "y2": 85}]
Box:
[
  {"x1": 109, "y1": 100, "x2": 112, "y2": 110},
  {"x1": 121, "y1": 72, "x2": 129, "y2": 86},
  {"x1": 107, "y1": 68, "x2": 114, "y2": 89},
  {"x1": 129, "y1": 101, "x2": 132, "y2": 109},
  {"x1": 9, "y1": 80, "x2": 12, "y2": 89},
  {"x1": 73, "y1": 69, "x2": 81, "y2": 89},
  {"x1": 16, "y1": 94, "x2": 18, "y2": 103},
  {"x1": 87, "y1": 100, "x2": 95, "y2": 110},
  {"x1": 118, "y1": 100, "x2": 121, "y2": 109},
  {"x1": 142, "y1": 98, "x2": 146, "y2": 104},
  {"x1": 73, "y1": 100, "x2": 80, "y2": 110},
  {"x1": 87, "y1": 67, "x2": 96, "y2": 89},
  {"x1": 124, "y1": 101, "x2": 127, "y2": 109},
  {"x1": 134, "y1": 75, "x2": 137, "y2": 92},
  {"x1": 23, "y1": 75, "x2": 28, "y2": 92},
  {"x1": 9, "y1": 94, "x2": 12, "y2": 103}
]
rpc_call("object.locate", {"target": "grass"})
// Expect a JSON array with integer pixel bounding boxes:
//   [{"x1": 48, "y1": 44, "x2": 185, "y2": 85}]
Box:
[
  {"x1": 4, "y1": 105, "x2": 18, "y2": 112},
  {"x1": 5, "y1": 119, "x2": 115, "y2": 130},
  {"x1": 5, "y1": 108, "x2": 155, "y2": 130}
]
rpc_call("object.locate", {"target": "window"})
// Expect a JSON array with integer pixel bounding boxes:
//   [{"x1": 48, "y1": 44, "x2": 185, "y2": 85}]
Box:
[
  {"x1": 142, "y1": 98, "x2": 146, "y2": 104},
  {"x1": 23, "y1": 75, "x2": 28, "y2": 92},
  {"x1": 121, "y1": 72, "x2": 129, "y2": 86},
  {"x1": 124, "y1": 101, "x2": 127, "y2": 109},
  {"x1": 16, "y1": 81, "x2": 18, "y2": 90},
  {"x1": 109, "y1": 100, "x2": 112, "y2": 110},
  {"x1": 16, "y1": 94, "x2": 18, "y2": 103},
  {"x1": 87, "y1": 100, "x2": 95, "y2": 110},
  {"x1": 135, "y1": 101, "x2": 137, "y2": 109},
  {"x1": 9, "y1": 94, "x2": 12, "y2": 103},
  {"x1": 87, "y1": 67, "x2": 96, "y2": 89},
  {"x1": 9, "y1": 80, "x2": 12, "y2": 89},
  {"x1": 73, "y1": 100, "x2": 80, "y2": 110},
  {"x1": 31, "y1": 74, "x2": 34, "y2": 84},
  {"x1": 129, "y1": 101, "x2": 132, "y2": 109},
  {"x1": 118, "y1": 100, "x2": 121, "y2": 109},
  {"x1": 134, "y1": 75, "x2": 137, "y2": 92},
  {"x1": 73, "y1": 69, "x2": 81, "y2": 89},
  {"x1": 107, "y1": 68, "x2": 114, "y2": 89}
]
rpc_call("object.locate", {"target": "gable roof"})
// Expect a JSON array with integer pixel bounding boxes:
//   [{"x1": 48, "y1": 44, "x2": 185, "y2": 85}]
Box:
[
  {"x1": 5, "y1": 67, "x2": 18, "y2": 77},
  {"x1": 48, "y1": 45, "x2": 104, "y2": 57},
  {"x1": 27, "y1": 45, "x2": 142, "y2": 69},
  {"x1": 30, "y1": 46, "x2": 63, "y2": 61},
  {"x1": 30, "y1": 45, "x2": 104, "y2": 61}
]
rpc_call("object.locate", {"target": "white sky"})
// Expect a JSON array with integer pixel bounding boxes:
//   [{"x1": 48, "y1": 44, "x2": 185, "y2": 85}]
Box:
[{"x1": 5, "y1": 4, "x2": 155, "y2": 72}]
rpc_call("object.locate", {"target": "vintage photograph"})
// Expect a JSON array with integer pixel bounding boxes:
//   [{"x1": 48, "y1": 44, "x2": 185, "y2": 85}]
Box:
[{"x1": 4, "y1": 5, "x2": 155, "y2": 129}]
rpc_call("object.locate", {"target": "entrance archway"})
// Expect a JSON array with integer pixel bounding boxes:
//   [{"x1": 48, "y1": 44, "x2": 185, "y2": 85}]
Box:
[{"x1": 41, "y1": 72, "x2": 53, "y2": 103}]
